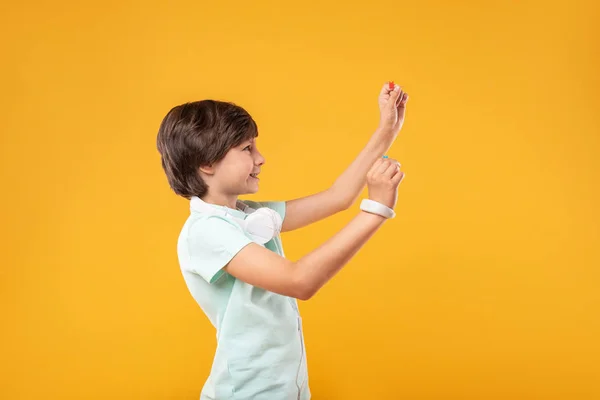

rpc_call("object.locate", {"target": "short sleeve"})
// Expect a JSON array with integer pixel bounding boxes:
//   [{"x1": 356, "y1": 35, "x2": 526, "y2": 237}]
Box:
[{"x1": 187, "y1": 216, "x2": 254, "y2": 284}]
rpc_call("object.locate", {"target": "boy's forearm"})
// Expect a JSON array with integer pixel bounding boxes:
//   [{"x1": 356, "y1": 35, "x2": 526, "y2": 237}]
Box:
[
  {"x1": 294, "y1": 210, "x2": 387, "y2": 299},
  {"x1": 331, "y1": 129, "x2": 392, "y2": 208}
]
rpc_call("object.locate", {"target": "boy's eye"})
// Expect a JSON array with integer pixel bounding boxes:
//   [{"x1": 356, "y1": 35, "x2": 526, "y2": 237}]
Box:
[{"x1": 243, "y1": 145, "x2": 251, "y2": 151}]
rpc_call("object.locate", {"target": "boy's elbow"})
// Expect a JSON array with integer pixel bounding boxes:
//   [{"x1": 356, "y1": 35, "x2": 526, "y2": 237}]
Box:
[
  {"x1": 340, "y1": 194, "x2": 359, "y2": 211},
  {"x1": 328, "y1": 187, "x2": 354, "y2": 212},
  {"x1": 291, "y1": 267, "x2": 317, "y2": 301},
  {"x1": 334, "y1": 194, "x2": 353, "y2": 211},
  {"x1": 296, "y1": 286, "x2": 316, "y2": 301}
]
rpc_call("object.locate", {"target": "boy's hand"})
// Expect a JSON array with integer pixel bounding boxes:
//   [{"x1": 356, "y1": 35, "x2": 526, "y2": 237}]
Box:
[
  {"x1": 366, "y1": 157, "x2": 405, "y2": 209},
  {"x1": 377, "y1": 82, "x2": 409, "y2": 138}
]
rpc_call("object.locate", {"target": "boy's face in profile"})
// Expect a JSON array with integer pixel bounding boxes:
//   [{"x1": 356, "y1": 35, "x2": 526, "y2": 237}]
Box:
[{"x1": 210, "y1": 137, "x2": 265, "y2": 196}]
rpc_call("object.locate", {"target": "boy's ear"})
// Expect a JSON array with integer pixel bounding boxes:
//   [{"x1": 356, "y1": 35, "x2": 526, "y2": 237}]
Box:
[{"x1": 198, "y1": 164, "x2": 215, "y2": 175}]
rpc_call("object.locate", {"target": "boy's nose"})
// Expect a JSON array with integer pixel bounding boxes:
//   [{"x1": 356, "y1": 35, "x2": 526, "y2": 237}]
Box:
[{"x1": 255, "y1": 152, "x2": 265, "y2": 166}]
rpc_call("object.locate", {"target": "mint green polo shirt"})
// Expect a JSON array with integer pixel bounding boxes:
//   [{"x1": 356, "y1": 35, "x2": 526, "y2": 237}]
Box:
[{"x1": 177, "y1": 199, "x2": 311, "y2": 400}]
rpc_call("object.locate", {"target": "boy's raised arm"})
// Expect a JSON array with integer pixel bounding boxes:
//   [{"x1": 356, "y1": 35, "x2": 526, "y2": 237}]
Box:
[{"x1": 281, "y1": 82, "x2": 408, "y2": 233}]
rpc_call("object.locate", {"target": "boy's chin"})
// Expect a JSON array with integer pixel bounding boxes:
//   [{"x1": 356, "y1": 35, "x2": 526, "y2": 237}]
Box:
[{"x1": 241, "y1": 184, "x2": 259, "y2": 195}]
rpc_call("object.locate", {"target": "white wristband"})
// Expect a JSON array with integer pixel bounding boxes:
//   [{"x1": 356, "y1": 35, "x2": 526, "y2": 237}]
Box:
[{"x1": 360, "y1": 199, "x2": 396, "y2": 219}]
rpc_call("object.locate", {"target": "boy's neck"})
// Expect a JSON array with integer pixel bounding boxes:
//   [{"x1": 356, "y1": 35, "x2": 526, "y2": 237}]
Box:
[{"x1": 200, "y1": 193, "x2": 239, "y2": 210}]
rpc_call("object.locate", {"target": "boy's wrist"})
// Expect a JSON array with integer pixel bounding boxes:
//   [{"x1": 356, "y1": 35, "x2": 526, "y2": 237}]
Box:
[
  {"x1": 358, "y1": 209, "x2": 388, "y2": 229},
  {"x1": 360, "y1": 199, "x2": 396, "y2": 219},
  {"x1": 368, "y1": 128, "x2": 393, "y2": 153}
]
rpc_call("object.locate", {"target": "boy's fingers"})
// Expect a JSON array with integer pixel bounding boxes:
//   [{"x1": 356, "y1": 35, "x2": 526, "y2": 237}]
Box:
[
  {"x1": 380, "y1": 82, "x2": 392, "y2": 96},
  {"x1": 399, "y1": 92, "x2": 409, "y2": 106},
  {"x1": 376, "y1": 159, "x2": 391, "y2": 175},
  {"x1": 383, "y1": 162, "x2": 399, "y2": 178},
  {"x1": 391, "y1": 170, "x2": 405, "y2": 185},
  {"x1": 380, "y1": 82, "x2": 396, "y2": 98},
  {"x1": 374, "y1": 164, "x2": 387, "y2": 177},
  {"x1": 387, "y1": 88, "x2": 400, "y2": 109},
  {"x1": 377, "y1": 158, "x2": 400, "y2": 176},
  {"x1": 396, "y1": 90, "x2": 405, "y2": 106}
]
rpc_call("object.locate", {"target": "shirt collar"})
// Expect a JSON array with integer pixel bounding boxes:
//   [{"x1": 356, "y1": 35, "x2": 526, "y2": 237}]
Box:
[{"x1": 190, "y1": 196, "x2": 248, "y2": 218}]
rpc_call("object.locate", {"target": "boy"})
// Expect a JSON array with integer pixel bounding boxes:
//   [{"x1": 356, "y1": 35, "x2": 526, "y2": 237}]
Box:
[{"x1": 157, "y1": 82, "x2": 409, "y2": 399}]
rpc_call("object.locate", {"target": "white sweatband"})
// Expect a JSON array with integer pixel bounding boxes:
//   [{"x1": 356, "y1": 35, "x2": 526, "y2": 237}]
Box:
[{"x1": 360, "y1": 199, "x2": 396, "y2": 219}]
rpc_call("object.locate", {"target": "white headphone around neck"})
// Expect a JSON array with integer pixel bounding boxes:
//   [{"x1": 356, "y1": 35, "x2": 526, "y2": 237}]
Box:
[{"x1": 190, "y1": 196, "x2": 282, "y2": 245}]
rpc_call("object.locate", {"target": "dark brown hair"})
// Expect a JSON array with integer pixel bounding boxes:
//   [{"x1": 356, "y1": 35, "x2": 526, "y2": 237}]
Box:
[{"x1": 156, "y1": 100, "x2": 258, "y2": 199}]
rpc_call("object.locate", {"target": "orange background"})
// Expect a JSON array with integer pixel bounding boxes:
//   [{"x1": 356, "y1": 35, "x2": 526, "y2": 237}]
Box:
[{"x1": 1, "y1": 1, "x2": 599, "y2": 399}]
